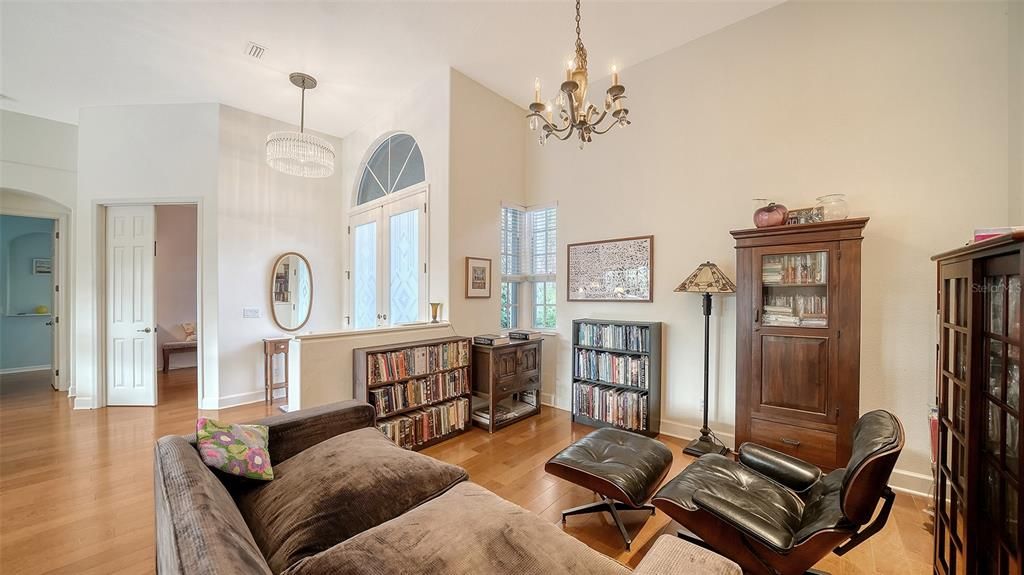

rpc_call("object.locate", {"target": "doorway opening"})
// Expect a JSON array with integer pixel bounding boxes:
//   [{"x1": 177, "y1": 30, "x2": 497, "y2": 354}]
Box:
[
  {"x1": 104, "y1": 203, "x2": 200, "y2": 407},
  {"x1": 0, "y1": 215, "x2": 58, "y2": 400}
]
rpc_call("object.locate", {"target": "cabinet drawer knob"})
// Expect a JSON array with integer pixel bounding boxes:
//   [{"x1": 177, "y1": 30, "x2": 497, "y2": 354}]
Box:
[{"x1": 780, "y1": 437, "x2": 801, "y2": 447}]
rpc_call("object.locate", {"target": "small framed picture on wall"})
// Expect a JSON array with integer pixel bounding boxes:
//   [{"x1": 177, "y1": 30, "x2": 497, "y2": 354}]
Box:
[{"x1": 465, "y1": 257, "x2": 492, "y2": 298}]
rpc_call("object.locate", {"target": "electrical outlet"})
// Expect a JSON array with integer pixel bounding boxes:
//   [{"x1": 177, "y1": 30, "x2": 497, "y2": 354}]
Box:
[{"x1": 242, "y1": 307, "x2": 260, "y2": 319}]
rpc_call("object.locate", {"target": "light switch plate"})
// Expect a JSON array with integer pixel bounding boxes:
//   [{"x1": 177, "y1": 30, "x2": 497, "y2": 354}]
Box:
[{"x1": 242, "y1": 307, "x2": 260, "y2": 319}]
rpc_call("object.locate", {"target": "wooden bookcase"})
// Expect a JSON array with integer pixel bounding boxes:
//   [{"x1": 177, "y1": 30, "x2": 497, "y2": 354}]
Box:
[
  {"x1": 353, "y1": 336, "x2": 473, "y2": 451},
  {"x1": 732, "y1": 218, "x2": 867, "y2": 470},
  {"x1": 571, "y1": 319, "x2": 662, "y2": 436},
  {"x1": 932, "y1": 232, "x2": 1022, "y2": 575}
]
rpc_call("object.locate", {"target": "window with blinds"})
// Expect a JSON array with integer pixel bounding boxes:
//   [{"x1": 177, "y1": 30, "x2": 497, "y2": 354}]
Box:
[{"x1": 500, "y1": 204, "x2": 557, "y2": 330}]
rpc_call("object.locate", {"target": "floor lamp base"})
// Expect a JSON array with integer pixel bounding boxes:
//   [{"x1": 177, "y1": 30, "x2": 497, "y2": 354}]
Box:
[{"x1": 682, "y1": 435, "x2": 729, "y2": 457}]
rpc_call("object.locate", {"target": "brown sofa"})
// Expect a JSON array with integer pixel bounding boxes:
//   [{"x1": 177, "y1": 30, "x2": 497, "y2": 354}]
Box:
[{"x1": 155, "y1": 400, "x2": 740, "y2": 575}]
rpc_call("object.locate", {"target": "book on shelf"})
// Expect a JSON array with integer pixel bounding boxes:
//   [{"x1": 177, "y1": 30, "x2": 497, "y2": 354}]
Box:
[
  {"x1": 368, "y1": 340, "x2": 470, "y2": 384},
  {"x1": 508, "y1": 330, "x2": 542, "y2": 341},
  {"x1": 473, "y1": 334, "x2": 511, "y2": 346},
  {"x1": 576, "y1": 322, "x2": 650, "y2": 352},
  {"x1": 369, "y1": 367, "x2": 470, "y2": 417},
  {"x1": 574, "y1": 349, "x2": 649, "y2": 389},
  {"x1": 471, "y1": 392, "x2": 538, "y2": 427},
  {"x1": 376, "y1": 397, "x2": 470, "y2": 449},
  {"x1": 574, "y1": 381, "x2": 648, "y2": 432}
]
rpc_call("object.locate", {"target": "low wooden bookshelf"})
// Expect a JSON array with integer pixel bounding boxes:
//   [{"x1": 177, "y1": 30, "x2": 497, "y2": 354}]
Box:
[
  {"x1": 571, "y1": 319, "x2": 662, "y2": 436},
  {"x1": 354, "y1": 336, "x2": 473, "y2": 451}
]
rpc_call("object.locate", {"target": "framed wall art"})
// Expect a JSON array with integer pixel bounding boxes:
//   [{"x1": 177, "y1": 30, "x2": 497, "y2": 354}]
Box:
[
  {"x1": 567, "y1": 235, "x2": 654, "y2": 302},
  {"x1": 465, "y1": 257, "x2": 492, "y2": 298}
]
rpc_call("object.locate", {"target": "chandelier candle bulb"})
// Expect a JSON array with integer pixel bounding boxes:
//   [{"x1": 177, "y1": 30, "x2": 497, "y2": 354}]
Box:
[
  {"x1": 612, "y1": 66, "x2": 619, "y2": 86},
  {"x1": 534, "y1": 78, "x2": 541, "y2": 103}
]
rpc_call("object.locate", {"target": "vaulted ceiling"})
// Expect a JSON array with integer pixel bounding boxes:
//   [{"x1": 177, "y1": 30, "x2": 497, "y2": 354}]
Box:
[{"x1": 1, "y1": 1, "x2": 782, "y2": 137}]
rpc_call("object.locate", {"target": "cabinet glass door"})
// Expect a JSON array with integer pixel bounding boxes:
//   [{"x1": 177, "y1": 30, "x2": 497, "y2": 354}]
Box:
[
  {"x1": 935, "y1": 262, "x2": 971, "y2": 575},
  {"x1": 978, "y1": 256, "x2": 1020, "y2": 575},
  {"x1": 761, "y1": 251, "x2": 828, "y2": 328}
]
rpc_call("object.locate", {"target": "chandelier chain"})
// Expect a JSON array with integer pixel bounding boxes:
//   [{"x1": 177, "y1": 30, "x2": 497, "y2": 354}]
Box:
[{"x1": 574, "y1": 0, "x2": 587, "y2": 70}]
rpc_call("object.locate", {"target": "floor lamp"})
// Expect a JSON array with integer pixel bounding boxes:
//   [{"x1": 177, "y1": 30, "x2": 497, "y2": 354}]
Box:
[{"x1": 675, "y1": 261, "x2": 736, "y2": 457}]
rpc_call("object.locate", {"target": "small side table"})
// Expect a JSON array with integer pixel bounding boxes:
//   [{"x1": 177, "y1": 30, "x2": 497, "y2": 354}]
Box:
[{"x1": 263, "y1": 337, "x2": 290, "y2": 406}]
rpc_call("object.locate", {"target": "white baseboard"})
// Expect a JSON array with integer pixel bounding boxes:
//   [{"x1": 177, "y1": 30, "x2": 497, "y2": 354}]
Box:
[
  {"x1": 73, "y1": 396, "x2": 95, "y2": 409},
  {"x1": 658, "y1": 418, "x2": 737, "y2": 449},
  {"x1": 0, "y1": 365, "x2": 52, "y2": 375},
  {"x1": 215, "y1": 390, "x2": 266, "y2": 409},
  {"x1": 540, "y1": 392, "x2": 555, "y2": 406},
  {"x1": 888, "y1": 469, "x2": 933, "y2": 497}
]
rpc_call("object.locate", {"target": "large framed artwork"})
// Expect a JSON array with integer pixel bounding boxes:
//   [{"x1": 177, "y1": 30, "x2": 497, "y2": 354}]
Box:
[
  {"x1": 465, "y1": 257, "x2": 492, "y2": 298},
  {"x1": 567, "y1": 235, "x2": 654, "y2": 302}
]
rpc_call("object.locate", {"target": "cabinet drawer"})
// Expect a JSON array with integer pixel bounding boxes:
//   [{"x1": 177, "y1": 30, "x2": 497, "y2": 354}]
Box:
[{"x1": 749, "y1": 418, "x2": 836, "y2": 469}]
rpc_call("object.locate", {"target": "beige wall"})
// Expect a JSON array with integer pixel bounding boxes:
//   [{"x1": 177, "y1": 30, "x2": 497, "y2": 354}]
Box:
[
  {"x1": 1011, "y1": 0, "x2": 1023, "y2": 222},
  {"x1": 525, "y1": 1, "x2": 1013, "y2": 492},
  {"x1": 448, "y1": 70, "x2": 527, "y2": 337}
]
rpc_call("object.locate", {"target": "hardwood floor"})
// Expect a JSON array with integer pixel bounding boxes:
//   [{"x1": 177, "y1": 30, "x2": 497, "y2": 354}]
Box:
[{"x1": 0, "y1": 368, "x2": 934, "y2": 574}]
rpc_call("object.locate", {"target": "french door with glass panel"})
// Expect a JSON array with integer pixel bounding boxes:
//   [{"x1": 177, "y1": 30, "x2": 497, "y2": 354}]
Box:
[{"x1": 350, "y1": 188, "x2": 427, "y2": 329}]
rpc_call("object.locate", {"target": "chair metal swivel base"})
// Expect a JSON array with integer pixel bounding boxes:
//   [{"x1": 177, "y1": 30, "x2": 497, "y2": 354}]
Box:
[{"x1": 561, "y1": 495, "x2": 656, "y2": 550}]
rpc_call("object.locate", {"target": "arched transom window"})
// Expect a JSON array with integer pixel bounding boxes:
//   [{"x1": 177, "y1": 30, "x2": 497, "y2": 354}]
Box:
[{"x1": 356, "y1": 133, "x2": 425, "y2": 205}]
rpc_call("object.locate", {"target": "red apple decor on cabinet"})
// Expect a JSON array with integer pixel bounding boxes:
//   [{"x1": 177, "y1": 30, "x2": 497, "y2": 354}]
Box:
[{"x1": 753, "y1": 202, "x2": 788, "y2": 227}]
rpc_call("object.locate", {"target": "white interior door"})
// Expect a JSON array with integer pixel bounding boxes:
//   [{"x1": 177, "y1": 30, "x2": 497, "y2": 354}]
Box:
[{"x1": 106, "y1": 205, "x2": 157, "y2": 406}]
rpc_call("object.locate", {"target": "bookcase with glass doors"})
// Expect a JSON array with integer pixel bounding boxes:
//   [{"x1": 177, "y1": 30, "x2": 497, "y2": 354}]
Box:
[{"x1": 732, "y1": 218, "x2": 868, "y2": 471}]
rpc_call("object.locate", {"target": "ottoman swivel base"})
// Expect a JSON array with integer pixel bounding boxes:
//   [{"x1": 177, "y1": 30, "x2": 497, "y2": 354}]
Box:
[
  {"x1": 545, "y1": 427, "x2": 673, "y2": 550},
  {"x1": 560, "y1": 495, "x2": 657, "y2": 551}
]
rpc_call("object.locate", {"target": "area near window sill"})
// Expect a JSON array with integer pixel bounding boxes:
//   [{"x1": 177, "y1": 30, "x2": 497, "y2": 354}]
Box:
[{"x1": 295, "y1": 321, "x2": 453, "y2": 341}]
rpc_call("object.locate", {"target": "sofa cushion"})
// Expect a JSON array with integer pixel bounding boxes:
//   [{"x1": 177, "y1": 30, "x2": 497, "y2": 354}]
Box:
[
  {"x1": 283, "y1": 482, "x2": 631, "y2": 575},
  {"x1": 236, "y1": 427, "x2": 467, "y2": 574},
  {"x1": 154, "y1": 436, "x2": 272, "y2": 575}
]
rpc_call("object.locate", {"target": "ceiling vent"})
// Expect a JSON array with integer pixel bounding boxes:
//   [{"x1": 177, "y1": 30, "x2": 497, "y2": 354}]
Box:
[{"x1": 245, "y1": 41, "x2": 266, "y2": 60}]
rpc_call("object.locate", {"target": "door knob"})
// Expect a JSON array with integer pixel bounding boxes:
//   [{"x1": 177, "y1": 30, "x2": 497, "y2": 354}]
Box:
[{"x1": 137, "y1": 327, "x2": 152, "y2": 333}]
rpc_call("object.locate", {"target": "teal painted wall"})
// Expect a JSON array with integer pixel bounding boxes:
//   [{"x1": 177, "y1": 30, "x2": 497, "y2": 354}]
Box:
[{"x1": 0, "y1": 215, "x2": 54, "y2": 371}]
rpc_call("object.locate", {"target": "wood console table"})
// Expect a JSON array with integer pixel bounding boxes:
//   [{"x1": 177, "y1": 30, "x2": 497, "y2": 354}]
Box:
[{"x1": 263, "y1": 337, "x2": 290, "y2": 405}]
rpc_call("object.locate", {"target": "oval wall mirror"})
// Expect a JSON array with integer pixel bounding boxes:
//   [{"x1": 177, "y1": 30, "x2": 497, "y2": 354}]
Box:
[{"x1": 270, "y1": 252, "x2": 313, "y2": 331}]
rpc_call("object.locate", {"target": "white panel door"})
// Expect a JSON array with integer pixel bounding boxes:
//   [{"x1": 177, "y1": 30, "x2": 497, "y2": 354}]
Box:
[{"x1": 106, "y1": 205, "x2": 156, "y2": 406}]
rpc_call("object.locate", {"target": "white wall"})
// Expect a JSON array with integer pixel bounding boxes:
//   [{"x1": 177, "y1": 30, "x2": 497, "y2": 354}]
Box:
[
  {"x1": 215, "y1": 105, "x2": 345, "y2": 407},
  {"x1": 525, "y1": 1, "x2": 1013, "y2": 492},
  {"x1": 155, "y1": 204, "x2": 198, "y2": 371},
  {"x1": 338, "y1": 68, "x2": 451, "y2": 325},
  {"x1": 76, "y1": 103, "x2": 220, "y2": 409},
  {"x1": 0, "y1": 111, "x2": 75, "y2": 392},
  {"x1": 76, "y1": 103, "x2": 345, "y2": 409}
]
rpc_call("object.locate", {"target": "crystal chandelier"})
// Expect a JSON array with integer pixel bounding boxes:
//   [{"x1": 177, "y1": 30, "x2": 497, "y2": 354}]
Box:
[
  {"x1": 266, "y1": 72, "x2": 335, "y2": 178},
  {"x1": 527, "y1": 0, "x2": 630, "y2": 149}
]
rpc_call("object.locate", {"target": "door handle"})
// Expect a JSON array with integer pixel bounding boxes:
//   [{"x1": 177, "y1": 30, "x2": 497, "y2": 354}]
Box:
[
  {"x1": 45, "y1": 321, "x2": 54, "y2": 326},
  {"x1": 137, "y1": 327, "x2": 152, "y2": 333}
]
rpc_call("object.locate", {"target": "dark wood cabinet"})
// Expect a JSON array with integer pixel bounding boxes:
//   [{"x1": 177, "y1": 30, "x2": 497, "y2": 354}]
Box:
[
  {"x1": 932, "y1": 232, "x2": 1022, "y2": 575},
  {"x1": 472, "y1": 340, "x2": 542, "y2": 433},
  {"x1": 732, "y1": 218, "x2": 868, "y2": 470}
]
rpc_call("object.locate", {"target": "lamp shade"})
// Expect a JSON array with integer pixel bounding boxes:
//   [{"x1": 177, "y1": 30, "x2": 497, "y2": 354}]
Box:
[{"x1": 674, "y1": 261, "x2": 736, "y2": 294}]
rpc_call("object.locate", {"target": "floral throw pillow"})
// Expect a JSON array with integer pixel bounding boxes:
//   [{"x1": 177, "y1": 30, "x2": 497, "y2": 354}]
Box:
[{"x1": 196, "y1": 418, "x2": 274, "y2": 481}]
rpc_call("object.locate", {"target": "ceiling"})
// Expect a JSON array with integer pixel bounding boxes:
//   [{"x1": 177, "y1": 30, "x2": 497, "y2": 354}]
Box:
[{"x1": 1, "y1": 1, "x2": 782, "y2": 138}]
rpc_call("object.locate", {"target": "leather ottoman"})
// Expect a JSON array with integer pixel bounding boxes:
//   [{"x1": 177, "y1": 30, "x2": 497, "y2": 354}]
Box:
[{"x1": 545, "y1": 427, "x2": 673, "y2": 549}]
